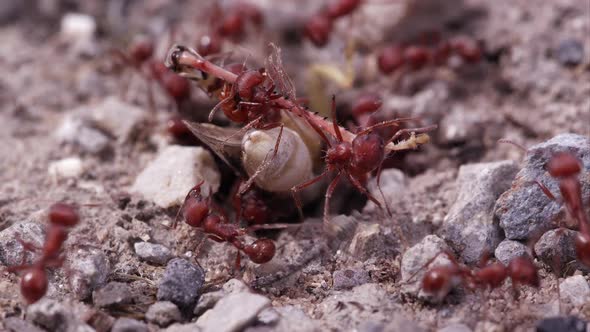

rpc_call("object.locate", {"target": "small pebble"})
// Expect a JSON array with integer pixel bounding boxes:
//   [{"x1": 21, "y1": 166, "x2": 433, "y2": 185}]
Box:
[
  {"x1": 196, "y1": 292, "x2": 271, "y2": 332},
  {"x1": 4, "y1": 317, "x2": 45, "y2": 332},
  {"x1": 60, "y1": 13, "x2": 96, "y2": 43},
  {"x1": 0, "y1": 222, "x2": 44, "y2": 266},
  {"x1": 332, "y1": 268, "x2": 370, "y2": 290},
  {"x1": 92, "y1": 282, "x2": 133, "y2": 308},
  {"x1": 111, "y1": 318, "x2": 149, "y2": 332},
  {"x1": 131, "y1": 145, "x2": 221, "y2": 208},
  {"x1": 48, "y1": 157, "x2": 84, "y2": 180},
  {"x1": 555, "y1": 39, "x2": 584, "y2": 67},
  {"x1": 134, "y1": 242, "x2": 174, "y2": 265},
  {"x1": 67, "y1": 247, "x2": 110, "y2": 300},
  {"x1": 146, "y1": 301, "x2": 182, "y2": 327},
  {"x1": 559, "y1": 275, "x2": 590, "y2": 306},
  {"x1": 26, "y1": 299, "x2": 71, "y2": 331},
  {"x1": 494, "y1": 240, "x2": 529, "y2": 266},
  {"x1": 157, "y1": 258, "x2": 205, "y2": 311},
  {"x1": 536, "y1": 316, "x2": 587, "y2": 332}
]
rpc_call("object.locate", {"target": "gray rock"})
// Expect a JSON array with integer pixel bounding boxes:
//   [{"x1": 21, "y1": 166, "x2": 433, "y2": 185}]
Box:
[
  {"x1": 196, "y1": 292, "x2": 271, "y2": 332},
  {"x1": 494, "y1": 240, "x2": 530, "y2": 266},
  {"x1": 256, "y1": 307, "x2": 280, "y2": 325},
  {"x1": 347, "y1": 223, "x2": 399, "y2": 260},
  {"x1": 441, "y1": 160, "x2": 518, "y2": 264},
  {"x1": 89, "y1": 96, "x2": 145, "y2": 142},
  {"x1": 496, "y1": 134, "x2": 590, "y2": 240},
  {"x1": 0, "y1": 0, "x2": 22, "y2": 24},
  {"x1": 194, "y1": 279, "x2": 249, "y2": 316},
  {"x1": 4, "y1": 317, "x2": 45, "y2": 332},
  {"x1": 157, "y1": 258, "x2": 205, "y2": 311},
  {"x1": 439, "y1": 106, "x2": 485, "y2": 146},
  {"x1": 92, "y1": 282, "x2": 133, "y2": 308},
  {"x1": 67, "y1": 247, "x2": 110, "y2": 300},
  {"x1": 332, "y1": 268, "x2": 370, "y2": 290},
  {"x1": 111, "y1": 318, "x2": 148, "y2": 332},
  {"x1": 0, "y1": 221, "x2": 44, "y2": 266},
  {"x1": 536, "y1": 316, "x2": 588, "y2": 332},
  {"x1": 134, "y1": 242, "x2": 174, "y2": 265},
  {"x1": 555, "y1": 39, "x2": 584, "y2": 67},
  {"x1": 131, "y1": 145, "x2": 221, "y2": 208},
  {"x1": 26, "y1": 299, "x2": 72, "y2": 332},
  {"x1": 146, "y1": 301, "x2": 182, "y2": 327},
  {"x1": 533, "y1": 229, "x2": 581, "y2": 273},
  {"x1": 272, "y1": 306, "x2": 318, "y2": 332},
  {"x1": 364, "y1": 168, "x2": 407, "y2": 213},
  {"x1": 559, "y1": 275, "x2": 590, "y2": 306},
  {"x1": 438, "y1": 323, "x2": 472, "y2": 332},
  {"x1": 55, "y1": 115, "x2": 110, "y2": 155},
  {"x1": 163, "y1": 322, "x2": 203, "y2": 332},
  {"x1": 401, "y1": 235, "x2": 452, "y2": 298}
]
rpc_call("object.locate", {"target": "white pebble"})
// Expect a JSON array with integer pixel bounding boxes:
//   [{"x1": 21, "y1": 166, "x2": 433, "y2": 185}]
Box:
[
  {"x1": 60, "y1": 13, "x2": 96, "y2": 43},
  {"x1": 48, "y1": 157, "x2": 84, "y2": 180}
]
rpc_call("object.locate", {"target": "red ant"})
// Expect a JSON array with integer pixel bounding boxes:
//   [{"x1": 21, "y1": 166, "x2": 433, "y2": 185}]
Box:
[
  {"x1": 535, "y1": 152, "x2": 590, "y2": 267},
  {"x1": 377, "y1": 35, "x2": 482, "y2": 75},
  {"x1": 290, "y1": 96, "x2": 435, "y2": 241},
  {"x1": 113, "y1": 37, "x2": 191, "y2": 111},
  {"x1": 174, "y1": 181, "x2": 276, "y2": 268},
  {"x1": 304, "y1": 0, "x2": 362, "y2": 47},
  {"x1": 196, "y1": 2, "x2": 264, "y2": 56},
  {"x1": 418, "y1": 250, "x2": 539, "y2": 301},
  {"x1": 4, "y1": 203, "x2": 80, "y2": 304}
]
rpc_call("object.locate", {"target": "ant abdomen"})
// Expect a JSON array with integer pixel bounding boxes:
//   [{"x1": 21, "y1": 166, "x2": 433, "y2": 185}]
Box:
[
  {"x1": 351, "y1": 133, "x2": 384, "y2": 173},
  {"x1": 244, "y1": 239, "x2": 276, "y2": 264},
  {"x1": 304, "y1": 15, "x2": 333, "y2": 47},
  {"x1": 21, "y1": 268, "x2": 48, "y2": 304}
]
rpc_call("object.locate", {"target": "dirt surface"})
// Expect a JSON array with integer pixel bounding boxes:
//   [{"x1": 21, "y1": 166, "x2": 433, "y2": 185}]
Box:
[{"x1": 0, "y1": 0, "x2": 589, "y2": 331}]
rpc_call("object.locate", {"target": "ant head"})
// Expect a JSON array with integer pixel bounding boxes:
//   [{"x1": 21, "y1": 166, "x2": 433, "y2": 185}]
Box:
[
  {"x1": 183, "y1": 196, "x2": 210, "y2": 228},
  {"x1": 575, "y1": 232, "x2": 590, "y2": 266},
  {"x1": 547, "y1": 152, "x2": 581, "y2": 178},
  {"x1": 197, "y1": 35, "x2": 222, "y2": 57},
  {"x1": 351, "y1": 133, "x2": 384, "y2": 173},
  {"x1": 129, "y1": 37, "x2": 154, "y2": 64},
  {"x1": 326, "y1": 141, "x2": 353, "y2": 166},
  {"x1": 48, "y1": 203, "x2": 79, "y2": 228},
  {"x1": 378, "y1": 45, "x2": 404, "y2": 74},
  {"x1": 507, "y1": 256, "x2": 539, "y2": 288},
  {"x1": 304, "y1": 14, "x2": 333, "y2": 47},
  {"x1": 351, "y1": 94, "x2": 382, "y2": 117},
  {"x1": 21, "y1": 268, "x2": 48, "y2": 304},
  {"x1": 422, "y1": 265, "x2": 457, "y2": 300},
  {"x1": 244, "y1": 238, "x2": 276, "y2": 264}
]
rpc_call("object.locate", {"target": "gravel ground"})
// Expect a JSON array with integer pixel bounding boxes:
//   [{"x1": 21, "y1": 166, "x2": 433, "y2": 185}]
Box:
[{"x1": 0, "y1": 0, "x2": 589, "y2": 331}]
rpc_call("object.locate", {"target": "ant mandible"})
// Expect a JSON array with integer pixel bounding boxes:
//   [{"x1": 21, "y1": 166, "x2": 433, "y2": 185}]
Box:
[
  {"x1": 174, "y1": 181, "x2": 276, "y2": 267},
  {"x1": 4, "y1": 203, "x2": 80, "y2": 304},
  {"x1": 419, "y1": 250, "x2": 539, "y2": 301}
]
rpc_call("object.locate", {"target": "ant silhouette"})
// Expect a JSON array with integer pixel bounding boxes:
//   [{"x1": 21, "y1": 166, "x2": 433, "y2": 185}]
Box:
[{"x1": 4, "y1": 203, "x2": 80, "y2": 304}]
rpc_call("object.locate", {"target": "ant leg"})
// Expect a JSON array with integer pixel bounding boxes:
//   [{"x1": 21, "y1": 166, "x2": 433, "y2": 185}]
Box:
[
  {"x1": 497, "y1": 138, "x2": 528, "y2": 152},
  {"x1": 221, "y1": 115, "x2": 264, "y2": 146},
  {"x1": 239, "y1": 124, "x2": 284, "y2": 196},
  {"x1": 208, "y1": 96, "x2": 234, "y2": 122},
  {"x1": 534, "y1": 180, "x2": 557, "y2": 201},
  {"x1": 355, "y1": 117, "x2": 415, "y2": 136},
  {"x1": 345, "y1": 173, "x2": 382, "y2": 208},
  {"x1": 330, "y1": 95, "x2": 343, "y2": 142},
  {"x1": 323, "y1": 173, "x2": 342, "y2": 228},
  {"x1": 290, "y1": 169, "x2": 330, "y2": 221}
]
